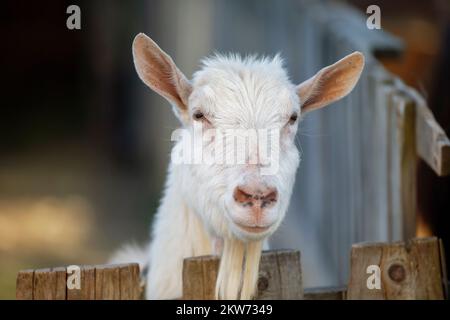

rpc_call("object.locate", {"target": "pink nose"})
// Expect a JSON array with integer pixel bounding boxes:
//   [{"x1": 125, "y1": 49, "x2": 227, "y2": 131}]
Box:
[{"x1": 233, "y1": 185, "x2": 278, "y2": 210}]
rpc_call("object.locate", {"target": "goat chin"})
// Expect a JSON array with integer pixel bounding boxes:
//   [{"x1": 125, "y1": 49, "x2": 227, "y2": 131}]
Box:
[{"x1": 215, "y1": 238, "x2": 263, "y2": 300}]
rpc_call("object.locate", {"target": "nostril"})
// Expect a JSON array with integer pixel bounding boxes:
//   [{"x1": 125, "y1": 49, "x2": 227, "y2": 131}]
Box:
[
  {"x1": 261, "y1": 189, "x2": 278, "y2": 208},
  {"x1": 233, "y1": 186, "x2": 278, "y2": 208},
  {"x1": 263, "y1": 190, "x2": 278, "y2": 202},
  {"x1": 233, "y1": 187, "x2": 253, "y2": 204}
]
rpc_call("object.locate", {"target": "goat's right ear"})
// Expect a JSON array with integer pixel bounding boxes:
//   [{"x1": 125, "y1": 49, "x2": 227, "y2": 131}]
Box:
[
  {"x1": 132, "y1": 33, "x2": 192, "y2": 123},
  {"x1": 297, "y1": 52, "x2": 364, "y2": 114}
]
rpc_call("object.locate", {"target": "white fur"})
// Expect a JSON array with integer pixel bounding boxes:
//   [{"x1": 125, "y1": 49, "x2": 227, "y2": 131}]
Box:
[
  {"x1": 110, "y1": 54, "x2": 300, "y2": 299},
  {"x1": 110, "y1": 35, "x2": 364, "y2": 300}
]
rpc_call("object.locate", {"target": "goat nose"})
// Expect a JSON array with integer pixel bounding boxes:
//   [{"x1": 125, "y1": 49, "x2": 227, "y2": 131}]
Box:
[{"x1": 233, "y1": 185, "x2": 278, "y2": 209}]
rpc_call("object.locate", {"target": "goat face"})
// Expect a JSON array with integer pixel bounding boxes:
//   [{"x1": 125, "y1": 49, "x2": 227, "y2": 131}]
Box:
[
  {"x1": 181, "y1": 55, "x2": 301, "y2": 241},
  {"x1": 133, "y1": 33, "x2": 364, "y2": 242}
]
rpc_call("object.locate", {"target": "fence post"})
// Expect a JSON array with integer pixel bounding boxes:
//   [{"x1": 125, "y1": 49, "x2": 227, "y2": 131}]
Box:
[
  {"x1": 347, "y1": 237, "x2": 446, "y2": 299},
  {"x1": 182, "y1": 250, "x2": 303, "y2": 300},
  {"x1": 16, "y1": 263, "x2": 140, "y2": 300}
]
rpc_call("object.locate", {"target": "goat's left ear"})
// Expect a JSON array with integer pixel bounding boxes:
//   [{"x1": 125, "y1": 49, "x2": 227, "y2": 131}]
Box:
[
  {"x1": 132, "y1": 33, "x2": 192, "y2": 123},
  {"x1": 297, "y1": 52, "x2": 365, "y2": 114}
]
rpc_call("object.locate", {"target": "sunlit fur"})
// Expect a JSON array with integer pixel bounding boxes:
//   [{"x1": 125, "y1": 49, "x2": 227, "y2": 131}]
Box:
[
  {"x1": 110, "y1": 34, "x2": 364, "y2": 300},
  {"x1": 111, "y1": 53, "x2": 301, "y2": 299}
]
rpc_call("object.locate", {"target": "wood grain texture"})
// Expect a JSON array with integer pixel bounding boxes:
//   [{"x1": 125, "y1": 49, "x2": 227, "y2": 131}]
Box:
[
  {"x1": 182, "y1": 250, "x2": 303, "y2": 300},
  {"x1": 16, "y1": 269, "x2": 34, "y2": 300},
  {"x1": 66, "y1": 266, "x2": 96, "y2": 300},
  {"x1": 67, "y1": 266, "x2": 96, "y2": 300},
  {"x1": 387, "y1": 92, "x2": 417, "y2": 241},
  {"x1": 439, "y1": 239, "x2": 448, "y2": 299},
  {"x1": 83, "y1": 266, "x2": 96, "y2": 299},
  {"x1": 182, "y1": 255, "x2": 212, "y2": 300},
  {"x1": 347, "y1": 242, "x2": 385, "y2": 299},
  {"x1": 201, "y1": 256, "x2": 220, "y2": 300},
  {"x1": 17, "y1": 263, "x2": 140, "y2": 300},
  {"x1": 256, "y1": 251, "x2": 282, "y2": 300},
  {"x1": 53, "y1": 267, "x2": 67, "y2": 300},
  {"x1": 119, "y1": 263, "x2": 140, "y2": 300},
  {"x1": 347, "y1": 237, "x2": 445, "y2": 299},
  {"x1": 304, "y1": 286, "x2": 346, "y2": 300},
  {"x1": 33, "y1": 268, "x2": 57, "y2": 300},
  {"x1": 95, "y1": 265, "x2": 120, "y2": 300},
  {"x1": 273, "y1": 250, "x2": 303, "y2": 299},
  {"x1": 407, "y1": 88, "x2": 450, "y2": 176},
  {"x1": 66, "y1": 266, "x2": 82, "y2": 300}
]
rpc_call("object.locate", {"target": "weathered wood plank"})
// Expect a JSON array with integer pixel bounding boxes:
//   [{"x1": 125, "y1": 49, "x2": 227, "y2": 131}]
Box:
[
  {"x1": 95, "y1": 265, "x2": 120, "y2": 300},
  {"x1": 132, "y1": 264, "x2": 143, "y2": 300},
  {"x1": 16, "y1": 269, "x2": 34, "y2": 300},
  {"x1": 119, "y1": 263, "x2": 140, "y2": 300},
  {"x1": 16, "y1": 263, "x2": 141, "y2": 300},
  {"x1": 304, "y1": 286, "x2": 346, "y2": 300},
  {"x1": 256, "y1": 251, "x2": 282, "y2": 300},
  {"x1": 387, "y1": 92, "x2": 417, "y2": 241},
  {"x1": 439, "y1": 239, "x2": 448, "y2": 299},
  {"x1": 409, "y1": 237, "x2": 444, "y2": 299},
  {"x1": 347, "y1": 237, "x2": 445, "y2": 299},
  {"x1": 396, "y1": 95, "x2": 417, "y2": 240},
  {"x1": 33, "y1": 268, "x2": 57, "y2": 300},
  {"x1": 82, "y1": 266, "x2": 96, "y2": 300},
  {"x1": 66, "y1": 265, "x2": 95, "y2": 300},
  {"x1": 17, "y1": 263, "x2": 140, "y2": 300},
  {"x1": 276, "y1": 250, "x2": 303, "y2": 299},
  {"x1": 182, "y1": 256, "x2": 207, "y2": 299},
  {"x1": 53, "y1": 267, "x2": 67, "y2": 300},
  {"x1": 201, "y1": 256, "x2": 220, "y2": 300},
  {"x1": 405, "y1": 88, "x2": 450, "y2": 176},
  {"x1": 181, "y1": 250, "x2": 303, "y2": 300},
  {"x1": 66, "y1": 265, "x2": 81, "y2": 300},
  {"x1": 347, "y1": 242, "x2": 385, "y2": 299}
]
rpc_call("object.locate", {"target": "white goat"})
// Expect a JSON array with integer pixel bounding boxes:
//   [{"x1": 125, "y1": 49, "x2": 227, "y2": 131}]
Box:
[{"x1": 110, "y1": 33, "x2": 364, "y2": 300}]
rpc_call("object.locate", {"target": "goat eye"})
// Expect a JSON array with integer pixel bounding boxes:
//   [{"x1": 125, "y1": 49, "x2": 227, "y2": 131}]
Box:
[
  {"x1": 289, "y1": 113, "x2": 298, "y2": 125},
  {"x1": 193, "y1": 111, "x2": 204, "y2": 121}
]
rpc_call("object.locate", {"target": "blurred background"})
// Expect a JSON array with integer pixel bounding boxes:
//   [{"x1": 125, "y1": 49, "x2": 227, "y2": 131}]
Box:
[{"x1": 1, "y1": 0, "x2": 449, "y2": 299}]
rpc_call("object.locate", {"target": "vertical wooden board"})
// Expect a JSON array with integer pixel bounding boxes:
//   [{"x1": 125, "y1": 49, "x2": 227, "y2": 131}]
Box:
[
  {"x1": 256, "y1": 251, "x2": 282, "y2": 300},
  {"x1": 67, "y1": 266, "x2": 82, "y2": 300},
  {"x1": 119, "y1": 264, "x2": 132, "y2": 300},
  {"x1": 130, "y1": 264, "x2": 142, "y2": 300},
  {"x1": 276, "y1": 250, "x2": 303, "y2": 299},
  {"x1": 304, "y1": 286, "x2": 347, "y2": 300},
  {"x1": 82, "y1": 266, "x2": 96, "y2": 300},
  {"x1": 53, "y1": 267, "x2": 67, "y2": 300},
  {"x1": 413, "y1": 89, "x2": 450, "y2": 176},
  {"x1": 119, "y1": 263, "x2": 140, "y2": 300},
  {"x1": 347, "y1": 243, "x2": 385, "y2": 299},
  {"x1": 348, "y1": 238, "x2": 445, "y2": 300},
  {"x1": 33, "y1": 268, "x2": 57, "y2": 300},
  {"x1": 182, "y1": 257, "x2": 205, "y2": 299},
  {"x1": 380, "y1": 242, "x2": 414, "y2": 299},
  {"x1": 201, "y1": 256, "x2": 219, "y2": 300},
  {"x1": 95, "y1": 265, "x2": 120, "y2": 300},
  {"x1": 181, "y1": 251, "x2": 304, "y2": 300},
  {"x1": 387, "y1": 91, "x2": 403, "y2": 241},
  {"x1": 438, "y1": 239, "x2": 448, "y2": 299},
  {"x1": 16, "y1": 269, "x2": 34, "y2": 300},
  {"x1": 395, "y1": 95, "x2": 417, "y2": 240},
  {"x1": 367, "y1": 64, "x2": 392, "y2": 241},
  {"x1": 409, "y1": 238, "x2": 444, "y2": 299}
]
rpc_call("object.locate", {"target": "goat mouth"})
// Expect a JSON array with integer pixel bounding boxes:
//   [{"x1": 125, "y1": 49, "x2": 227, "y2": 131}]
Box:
[{"x1": 234, "y1": 222, "x2": 271, "y2": 234}]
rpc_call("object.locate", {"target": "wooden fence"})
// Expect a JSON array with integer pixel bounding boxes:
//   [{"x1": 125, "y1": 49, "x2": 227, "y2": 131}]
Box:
[
  {"x1": 14, "y1": 0, "x2": 450, "y2": 300},
  {"x1": 187, "y1": 0, "x2": 450, "y2": 287},
  {"x1": 291, "y1": 0, "x2": 450, "y2": 281},
  {"x1": 16, "y1": 237, "x2": 447, "y2": 300},
  {"x1": 16, "y1": 264, "x2": 141, "y2": 300}
]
